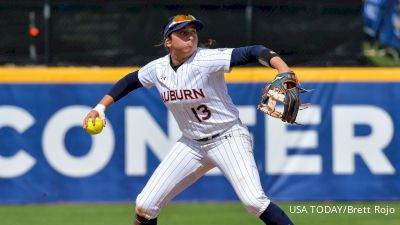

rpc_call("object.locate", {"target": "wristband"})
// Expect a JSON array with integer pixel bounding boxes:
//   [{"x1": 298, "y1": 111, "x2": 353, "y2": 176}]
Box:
[
  {"x1": 258, "y1": 48, "x2": 279, "y2": 68},
  {"x1": 93, "y1": 104, "x2": 106, "y2": 119}
]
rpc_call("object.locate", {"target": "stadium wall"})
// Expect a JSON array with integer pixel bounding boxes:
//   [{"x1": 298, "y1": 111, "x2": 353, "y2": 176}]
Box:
[{"x1": 0, "y1": 67, "x2": 399, "y2": 203}]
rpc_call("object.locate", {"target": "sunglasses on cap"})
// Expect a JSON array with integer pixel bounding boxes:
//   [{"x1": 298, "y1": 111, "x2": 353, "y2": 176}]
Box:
[
  {"x1": 163, "y1": 14, "x2": 203, "y2": 37},
  {"x1": 168, "y1": 14, "x2": 197, "y2": 28}
]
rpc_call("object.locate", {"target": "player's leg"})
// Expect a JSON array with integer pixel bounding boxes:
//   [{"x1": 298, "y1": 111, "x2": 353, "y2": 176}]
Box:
[
  {"x1": 259, "y1": 201, "x2": 294, "y2": 225},
  {"x1": 207, "y1": 124, "x2": 294, "y2": 225},
  {"x1": 134, "y1": 137, "x2": 213, "y2": 225}
]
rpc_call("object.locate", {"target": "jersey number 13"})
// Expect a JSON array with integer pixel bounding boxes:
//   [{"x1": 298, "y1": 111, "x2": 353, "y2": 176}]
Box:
[{"x1": 191, "y1": 104, "x2": 211, "y2": 122}]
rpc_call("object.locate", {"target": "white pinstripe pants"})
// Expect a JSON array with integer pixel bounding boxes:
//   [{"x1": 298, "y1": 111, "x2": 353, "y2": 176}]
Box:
[{"x1": 135, "y1": 123, "x2": 270, "y2": 219}]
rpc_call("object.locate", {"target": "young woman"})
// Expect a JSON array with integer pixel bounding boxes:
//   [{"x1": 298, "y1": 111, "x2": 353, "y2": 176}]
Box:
[{"x1": 83, "y1": 14, "x2": 295, "y2": 225}]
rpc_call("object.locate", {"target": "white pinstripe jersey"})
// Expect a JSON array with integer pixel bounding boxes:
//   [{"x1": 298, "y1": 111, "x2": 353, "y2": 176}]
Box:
[{"x1": 138, "y1": 48, "x2": 239, "y2": 140}]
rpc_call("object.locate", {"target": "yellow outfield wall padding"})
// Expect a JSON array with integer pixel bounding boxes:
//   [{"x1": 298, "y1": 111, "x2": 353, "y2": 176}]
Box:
[
  {"x1": 0, "y1": 67, "x2": 137, "y2": 83},
  {"x1": 225, "y1": 67, "x2": 400, "y2": 82},
  {"x1": 0, "y1": 67, "x2": 400, "y2": 83}
]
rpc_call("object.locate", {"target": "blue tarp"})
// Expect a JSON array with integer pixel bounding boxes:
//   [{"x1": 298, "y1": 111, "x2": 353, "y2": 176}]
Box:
[
  {"x1": 0, "y1": 82, "x2": 399, "y2": 203},
  {"x1": 364, "y1": 0, "x2": 400, "y2": 48}
]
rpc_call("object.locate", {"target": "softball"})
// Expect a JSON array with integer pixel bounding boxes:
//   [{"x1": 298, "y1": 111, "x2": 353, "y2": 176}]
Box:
[{"x1": 84, "y1": 117, "x2": 103, "y2": 135}]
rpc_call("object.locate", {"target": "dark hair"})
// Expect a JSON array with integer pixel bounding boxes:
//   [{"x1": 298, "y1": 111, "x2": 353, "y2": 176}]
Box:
[{"x1": 199, "y1": 38, "x2": 216, "y2": 48}]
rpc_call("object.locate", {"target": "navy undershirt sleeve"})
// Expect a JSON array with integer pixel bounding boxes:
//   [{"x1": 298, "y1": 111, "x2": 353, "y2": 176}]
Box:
[
  {"x1": 230, "y1": 45, "x2": 267, "y2": 67},
  {"x1": 107, "y1": 70, "x2": 143, "y2": 102}
]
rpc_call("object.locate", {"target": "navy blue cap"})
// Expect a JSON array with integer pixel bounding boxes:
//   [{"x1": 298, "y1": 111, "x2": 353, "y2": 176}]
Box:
[{"x1": 163, "y1": 15, "x2": 203, "y2": 38}]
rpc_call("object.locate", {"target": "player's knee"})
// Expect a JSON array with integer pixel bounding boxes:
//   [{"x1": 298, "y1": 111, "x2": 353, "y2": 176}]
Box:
[
  {"x1": 242, "y1": 195, "x2": 270, "y2": 217},
  {"x1": 135, "y1": 194, "x2": 159, "y2": 219}
]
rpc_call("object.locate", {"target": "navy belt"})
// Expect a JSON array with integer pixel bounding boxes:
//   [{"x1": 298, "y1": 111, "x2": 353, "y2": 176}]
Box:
[{"x1": 195, "y1": 132, "x2": 222, "y2": 142}]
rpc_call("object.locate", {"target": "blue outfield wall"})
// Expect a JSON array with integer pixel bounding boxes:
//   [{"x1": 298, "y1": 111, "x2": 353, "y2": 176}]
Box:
[{"x1": 0, "y1": 81, "x2": 400, "y2": 203}]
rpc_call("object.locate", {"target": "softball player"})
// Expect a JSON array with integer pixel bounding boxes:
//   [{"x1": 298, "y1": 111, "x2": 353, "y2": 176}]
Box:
[{"x1": 83, "y1": 14, "x2": 294, "y2": 225}]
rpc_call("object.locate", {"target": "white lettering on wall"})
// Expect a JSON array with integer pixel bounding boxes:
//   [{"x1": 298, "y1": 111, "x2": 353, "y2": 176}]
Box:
[
  {"x1": 0, "y1": 104, "x2": 396, "y2": 178},
  {"x1": 125, "y1": 107, "x2": 180, "y2": 176},
  {"x1": 266, "y1": 106, "x2": 321, "y2": 174},
  {"x1": 333, "y1": 105, "x2": 394, "y2": 174},
  {"x1": 42, "y1": 106, "x2": 115, "y2": 177},
  {"x1": 0, "y1": 106, "x2": 36, "y2": 178}
]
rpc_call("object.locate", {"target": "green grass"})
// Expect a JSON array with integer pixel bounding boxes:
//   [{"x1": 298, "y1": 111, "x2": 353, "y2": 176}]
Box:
[
  {"x1": 363, "y1": 41, "x2": 400, "y2": 66},
  {"x1": 0, "y1": 202, "x2": 399, "y2": 225}
]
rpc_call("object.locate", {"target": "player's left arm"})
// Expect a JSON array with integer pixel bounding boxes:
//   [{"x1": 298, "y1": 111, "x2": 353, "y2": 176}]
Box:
[
  {"x1": 244, "y1": 46, "x2": 310, "y2": 124},
  {"x1": 268, "y1": 55, "x2": 291, "y2": 73},
  {"x1": 230, "y1": 45, "x2": 291, "y2": 73}
]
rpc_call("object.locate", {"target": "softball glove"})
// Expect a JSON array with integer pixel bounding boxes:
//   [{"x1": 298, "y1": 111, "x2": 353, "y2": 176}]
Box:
[{"x1": 257, "y1": 71, "x2": 310, "y2": 124}]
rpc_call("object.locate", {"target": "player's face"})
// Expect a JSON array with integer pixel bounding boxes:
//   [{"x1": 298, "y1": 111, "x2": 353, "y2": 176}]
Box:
[{"x1": 166, "y1": 24, "x2": 198, "y2": 57}]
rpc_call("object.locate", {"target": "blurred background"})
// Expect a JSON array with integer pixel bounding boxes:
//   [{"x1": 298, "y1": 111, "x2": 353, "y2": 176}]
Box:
[{"x1": 1, "y1": 0, "x2": 399, "y2": 67}]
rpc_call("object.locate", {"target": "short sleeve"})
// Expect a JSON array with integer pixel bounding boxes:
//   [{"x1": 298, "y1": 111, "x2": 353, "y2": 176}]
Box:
[
  {"x1": 138, "y1": 61, "x2": 158, "y2": 88},
  {"x1": 193, "y1": 48, "x2": 233, "y2": 74}
]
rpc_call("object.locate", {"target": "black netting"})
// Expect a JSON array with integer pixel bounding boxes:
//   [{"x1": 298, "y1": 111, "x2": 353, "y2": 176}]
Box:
[
  {"x1": 0, "y1": 3, "x2": 44, "y2": 64},
  {"x1": 0, "y1": 0, "x2": 364, "y2": 66}
]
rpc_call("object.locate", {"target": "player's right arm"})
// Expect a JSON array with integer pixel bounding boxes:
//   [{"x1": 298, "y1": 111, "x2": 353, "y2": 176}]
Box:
[{"x1": 83, "y1": 70, "x2": 143, "y2": 128}]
